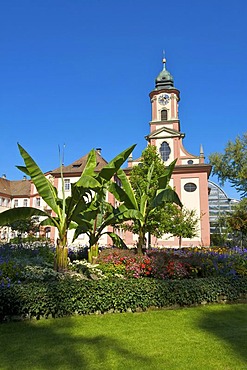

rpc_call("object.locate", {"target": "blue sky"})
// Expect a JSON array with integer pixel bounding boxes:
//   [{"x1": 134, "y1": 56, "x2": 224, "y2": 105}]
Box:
[{"x1": 1, "y1": 0, "x2": 246, "y2": 199}]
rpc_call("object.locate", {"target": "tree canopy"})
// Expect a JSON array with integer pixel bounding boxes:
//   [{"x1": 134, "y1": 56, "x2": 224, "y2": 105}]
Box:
[
  {"x1": 225, "y1": 198, "x2": 247, "y2": 247},
  {"x1": 209, "y1": 133, "x2": 247, "y2": 197}
]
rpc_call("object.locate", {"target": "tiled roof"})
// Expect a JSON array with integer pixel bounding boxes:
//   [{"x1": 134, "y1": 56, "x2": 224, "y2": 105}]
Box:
[
  {"x1": 10, "y1": 180, "x2": 31, "y2": 197},
  {"x1": 0, "y1": 150, "x2": 108, "y2": 197},
  {"x1": 0, "y1": 178, "x2": 31, "y2": 197},
  {"x1": 0, "y1": 178, "x2": 11, "y2": 196},
  {"x1": 51, "y1": 150, "x2": 108, "y2": 175}
]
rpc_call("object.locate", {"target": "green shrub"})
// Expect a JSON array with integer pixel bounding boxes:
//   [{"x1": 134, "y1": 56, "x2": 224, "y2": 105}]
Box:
[
  {"x1": 9, "y1": 236, "x2": 51, "y2": 244},
  {"x1": 0, "y1": 260, "x2": 22, "y2": 282},
  {"x1": 97, "y1": 262, "x2": 126, "y2": 277},
  {"x1": 0, "y1": 276, "x2": 246, "y2": 321}
]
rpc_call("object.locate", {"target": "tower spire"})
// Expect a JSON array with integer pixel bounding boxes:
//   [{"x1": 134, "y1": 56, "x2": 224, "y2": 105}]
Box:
[
  {"x1": 162, "y1": 50, "x2": 166, "y2": 68},
  {"x1": 154, "y1": 52, "x2": 174, "y2": 90}
]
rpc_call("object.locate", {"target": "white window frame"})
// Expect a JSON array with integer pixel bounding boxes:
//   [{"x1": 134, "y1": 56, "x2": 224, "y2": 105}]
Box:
[{"x1": 64, "y1": 179, "x2": 70, "y2": 191}]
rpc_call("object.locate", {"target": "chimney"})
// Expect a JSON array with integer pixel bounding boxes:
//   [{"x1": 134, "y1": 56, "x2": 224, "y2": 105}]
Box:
[{"x1": 96, "y1": 148, "x2": 102, "y2": 156}]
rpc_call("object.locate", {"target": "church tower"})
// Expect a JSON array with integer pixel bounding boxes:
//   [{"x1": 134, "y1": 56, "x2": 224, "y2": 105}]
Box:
[
  {"x1": 149, "y1": 56, "x2": 181, "y2": 158},
  {"x1": 147, "y1": 57, "x2": 204, "y2": 166}
]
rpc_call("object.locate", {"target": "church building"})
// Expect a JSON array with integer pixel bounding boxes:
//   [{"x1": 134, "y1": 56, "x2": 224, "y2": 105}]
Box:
[{"x1": 0, "y1": 57, "x2": 211, "y2": 247}]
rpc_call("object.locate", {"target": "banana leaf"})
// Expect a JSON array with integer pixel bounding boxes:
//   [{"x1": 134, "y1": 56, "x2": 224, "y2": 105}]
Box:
[
  {"x1": 17, "y1": 144, "x2": 60, "y2": 214},
  {"x1": 97, "y1": 144, "x2": 136, "y2": 181},
  {"x1": 0, "y1": 207, "x2": 49, "y2": 226},
  {"x1": 152, "y1": 188, "x2": 182, "y2": 208}
]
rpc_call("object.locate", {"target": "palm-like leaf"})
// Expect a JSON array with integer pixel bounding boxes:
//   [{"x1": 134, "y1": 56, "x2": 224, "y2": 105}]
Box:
[
  {"x1": 157, "y1": 159, "x2": 177, "y2": 191},
  {"x1": 0, "y1": 207, "x2": 49, "y2": 226},
  {"x1": 152, "y1": 188, "x2": 182, "y2": 208},
  {"x1": 98, "y1": 144, "x2": 136, "y2": 181},
  {"x1": 17, "y1": 144, "x2": 60, "y2": 214},
  {"x1": 109, "y1": 169, "x2": 139, "y2": 209}
]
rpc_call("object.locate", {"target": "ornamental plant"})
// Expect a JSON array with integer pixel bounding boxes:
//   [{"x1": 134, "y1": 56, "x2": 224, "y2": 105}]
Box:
[{"x1": 0, "y1": 144, "x2": 138, "y2": 272}]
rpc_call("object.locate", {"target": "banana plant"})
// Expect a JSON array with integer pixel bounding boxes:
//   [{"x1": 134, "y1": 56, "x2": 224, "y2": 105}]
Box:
[
  {"x1": 73, "y1": 144, "x2": 142, "y2": 261},
  {"x1": 108, "y1": 159, "x2": 182, "y2": 254},
  {"x1": 73, "y1": 198, "x2": 142, "y2": 261},
  {"x1": 0, "y1": 144, "x2": 93, "y2": 271},
  {"x1": 0, "y1": 143, "x2": 138, "y2": 271}
]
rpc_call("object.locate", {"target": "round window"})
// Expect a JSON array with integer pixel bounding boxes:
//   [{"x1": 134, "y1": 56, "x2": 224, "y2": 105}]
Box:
[
  {"x1": 184, "y1": 182, "x2": 197, "y2": 192},
  {"x1": 187, "y1": 160, "x2": 194, "y2": 165}
]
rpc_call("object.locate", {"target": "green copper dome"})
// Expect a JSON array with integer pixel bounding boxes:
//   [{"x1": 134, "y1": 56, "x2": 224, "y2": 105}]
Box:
[{"x1": 155, "y1": 58, "x2": 174, "y2": 90}]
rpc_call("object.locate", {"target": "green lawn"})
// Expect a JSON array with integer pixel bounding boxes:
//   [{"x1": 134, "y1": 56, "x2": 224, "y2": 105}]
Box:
[{"x1": 0, "y1": 304, "x2": 246, "y2": 370}]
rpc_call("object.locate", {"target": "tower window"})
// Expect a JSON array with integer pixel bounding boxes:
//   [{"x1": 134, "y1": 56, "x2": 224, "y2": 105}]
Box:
[
  {"x1": 161, "y1": 109, "x2": 168, "y2": 121},
  {"x1": 159, "y1": 141, "x2": 171, "y2": 162}
]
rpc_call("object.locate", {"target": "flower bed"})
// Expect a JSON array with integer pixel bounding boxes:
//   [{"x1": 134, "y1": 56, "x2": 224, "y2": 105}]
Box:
[
  {"x1": 95, "y1": 246, "x2": 247, "y2": 279},
  {"x1": 0, "y1": 243, "x2": 55, "y2": 287},
  {"x1": 1, "y1": 243, "x2": 247, "y2": 321}
]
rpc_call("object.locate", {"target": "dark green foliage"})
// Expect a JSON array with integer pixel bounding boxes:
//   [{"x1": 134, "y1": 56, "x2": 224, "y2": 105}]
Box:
[
  {"x1": 1, "y1": 276, "x2": 246, "y2": 321},
  {"x1": 9, "y1": 235, "x2": 50, "y2": 244},
  {"x1": 209, "y1": 132, "x2": 247, "y2": 197},
  {"x1": 8, "y1": 218, "x2": 39, "y2": 240},
  {"x1": 226, "y1": 198, "x2": 247, "y2": 246}
]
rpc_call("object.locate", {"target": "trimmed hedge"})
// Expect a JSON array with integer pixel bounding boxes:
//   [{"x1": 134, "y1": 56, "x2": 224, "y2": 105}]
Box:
[{"x1": 1, "y1": 276, "x2": 247, "y2": 321}]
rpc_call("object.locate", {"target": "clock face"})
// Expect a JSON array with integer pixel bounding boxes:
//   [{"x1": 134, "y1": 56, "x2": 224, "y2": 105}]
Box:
[{"x1": 158, "y1": 94, "x2": 170, "y2": 105}]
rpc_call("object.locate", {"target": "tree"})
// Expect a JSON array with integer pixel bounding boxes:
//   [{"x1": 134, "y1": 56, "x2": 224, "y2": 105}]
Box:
[
  {"x1": 160, "y1": 204, "x2": 199, "y2": 248},
  {"x1": 109, "y1": 145, "x2": 182, "y2": 254},
  {"x1": 0, "y1": 143, "x2": 136, "y2": 271},
  {"x1": 225, "y1": 198, "x2": 247, "y2": 247},
  {"x1": 209, "y1": 133, "x2": 247, "y2": 197},
  {"x1": 8, "y1": 218, "x2": 39, "y2": 243}
]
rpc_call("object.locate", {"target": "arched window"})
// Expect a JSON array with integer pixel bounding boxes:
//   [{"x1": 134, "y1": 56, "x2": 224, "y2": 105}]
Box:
[
  {"x1": 159, "y1": 141, "x2": 171, "y2": 162},
  {"x1": 161, "y1": 109, "x2": 168, "y2": 121}
]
